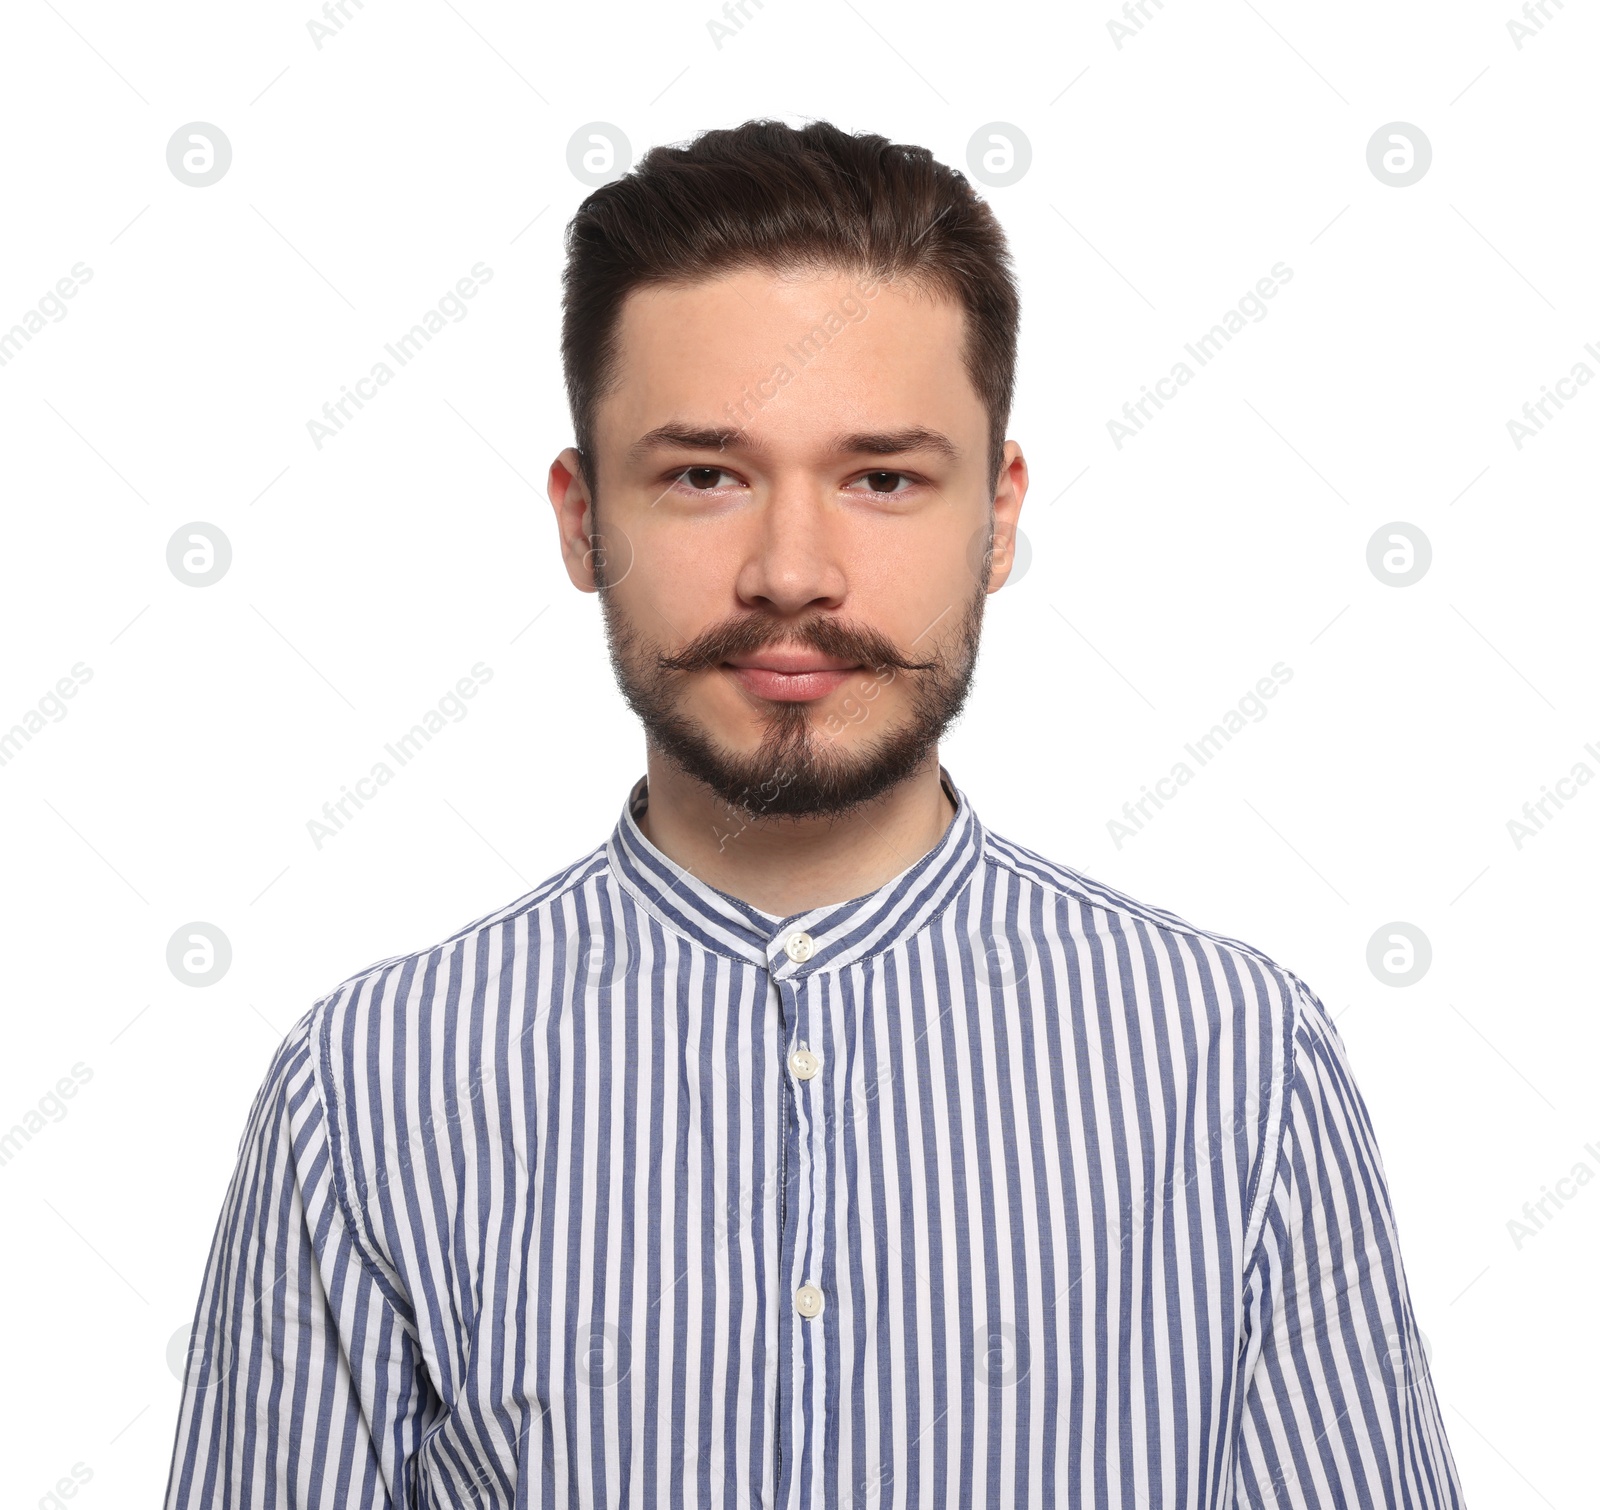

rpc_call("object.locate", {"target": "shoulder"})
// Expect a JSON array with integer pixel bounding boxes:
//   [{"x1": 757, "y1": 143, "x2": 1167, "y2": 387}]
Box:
[
  {"x1": 979, "y1": 825, "x2": 1324, "y2": 1249},
  {"x1": 264, "y1": 844, "x2": 613, "y2": 1258},
  {"x1": 295, "y1": 842, "x2": 611, "y2": 1115},
  {"x1": 979, "y1": 824, "x2": 1313, "y2": 1027}
]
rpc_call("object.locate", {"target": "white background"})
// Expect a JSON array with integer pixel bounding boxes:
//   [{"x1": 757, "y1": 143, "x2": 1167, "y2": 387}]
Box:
[{"x1": 1, "y1": 0, "x2": 1596, "y2": 1503}]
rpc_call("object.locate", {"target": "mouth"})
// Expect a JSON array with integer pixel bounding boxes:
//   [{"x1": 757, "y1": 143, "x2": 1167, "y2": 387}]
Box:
[{"x1": 720, "y1": 652, "x2": 864, "y2": 703}]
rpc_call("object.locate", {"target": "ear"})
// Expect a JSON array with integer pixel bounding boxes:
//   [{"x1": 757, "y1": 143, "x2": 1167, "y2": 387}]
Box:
[
  {"x1": 984, "y1": 440, "x2": 1029, "y2": 592},
  {"x1": 548, "y1": 447, "x2": 599, "y2": 593}
]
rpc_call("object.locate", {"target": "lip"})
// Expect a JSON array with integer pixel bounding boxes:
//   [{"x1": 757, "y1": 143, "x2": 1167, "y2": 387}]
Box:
[
  {"x1": 722, "y1": 650, "x2": 860, "y2": 674},
  {"x1": 721, "y1": 656, "x2": 862, "y2": 703}
]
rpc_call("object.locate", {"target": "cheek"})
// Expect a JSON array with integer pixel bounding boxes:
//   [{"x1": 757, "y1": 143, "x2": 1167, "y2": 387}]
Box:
[
  {"x1": 858, "y1": 536, "x2": 978, "y2": 625},
  {"x1": 625, "y1": 528, "x2": 735, "y2": 615}
]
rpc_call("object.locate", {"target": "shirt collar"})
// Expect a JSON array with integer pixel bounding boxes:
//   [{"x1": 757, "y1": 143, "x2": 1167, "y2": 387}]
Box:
[{"x1": 605, "y1": 764, "x2": 987, "y2": 977}]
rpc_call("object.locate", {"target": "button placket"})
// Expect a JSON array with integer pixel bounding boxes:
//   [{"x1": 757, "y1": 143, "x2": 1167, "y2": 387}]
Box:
[{"x1": 771, "y1": 961, "x2": 826, "y2": 1502}]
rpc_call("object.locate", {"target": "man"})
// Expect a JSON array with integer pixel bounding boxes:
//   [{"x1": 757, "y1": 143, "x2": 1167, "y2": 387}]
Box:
[{"x1": 165, "y1": 120, "x2": 1465, "y2": 1508}]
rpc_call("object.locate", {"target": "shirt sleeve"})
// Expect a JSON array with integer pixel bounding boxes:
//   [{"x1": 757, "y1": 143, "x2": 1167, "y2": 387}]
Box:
[
  {"x1": 163, "y1": 1007, "x2": 436, "y2": 1509},
  {"x1": 1231, "y1": 979, "x2": 1467, "y2": 1508}
]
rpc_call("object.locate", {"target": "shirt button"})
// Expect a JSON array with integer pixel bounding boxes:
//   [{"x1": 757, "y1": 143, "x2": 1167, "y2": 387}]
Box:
[
  {"x1": 783, "y1": 931, "x2": 816, "y2": 963},
  {"x1": 795, "y1": 1284, "x2": 824, "y2": 1318},
  {"x1": 789, "y1": 1042, "x2": 821, "y2": 1081}
]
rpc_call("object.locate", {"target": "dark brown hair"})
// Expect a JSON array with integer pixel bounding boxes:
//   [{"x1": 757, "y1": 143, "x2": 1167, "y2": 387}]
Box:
[{"x1": 561, "y1": 118, "x2": 1020, "y2": 496}]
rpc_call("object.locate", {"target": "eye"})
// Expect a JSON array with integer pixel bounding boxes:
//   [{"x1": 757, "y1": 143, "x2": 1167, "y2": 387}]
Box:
[
  {"x1": 670, "y1": 466, "x2": 742, "y2": 492},
  {"x1": 846, "y1": 470, "x2": 918, "y2": 496}
]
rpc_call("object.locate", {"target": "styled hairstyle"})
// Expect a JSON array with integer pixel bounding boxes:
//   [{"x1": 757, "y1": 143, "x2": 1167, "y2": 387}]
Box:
[{"x1": 560, "y1": 118, "x2": 1020, "y2": 496}]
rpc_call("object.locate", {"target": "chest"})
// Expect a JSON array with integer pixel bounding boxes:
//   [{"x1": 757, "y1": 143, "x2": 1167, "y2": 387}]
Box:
[{"x1": 392, "y1": 962, "x2": 1262, "y2": 1508}]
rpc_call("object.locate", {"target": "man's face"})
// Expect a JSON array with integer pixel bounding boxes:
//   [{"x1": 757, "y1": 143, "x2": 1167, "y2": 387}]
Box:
[{"x1": 548, "y1": 266, "x2": 1027, "y2": 820}]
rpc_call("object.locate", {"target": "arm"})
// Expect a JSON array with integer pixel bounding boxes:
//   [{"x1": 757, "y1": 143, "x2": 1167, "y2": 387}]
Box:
[
  {"x1": 163, "y1": 1008, "x2": 435, "y2": 1509},
  {"x1": 1232, "y1": 981, "x2": 1466, "y2": 1508}
]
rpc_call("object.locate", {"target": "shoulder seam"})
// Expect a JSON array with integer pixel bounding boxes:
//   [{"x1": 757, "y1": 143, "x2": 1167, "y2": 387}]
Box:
[
  {"x1": 1240, "y1": 972, "x2": 1309, "y2": 1277},
  {"x1": 302, "y1": 987, "x2": 421, "y2": 1322}
]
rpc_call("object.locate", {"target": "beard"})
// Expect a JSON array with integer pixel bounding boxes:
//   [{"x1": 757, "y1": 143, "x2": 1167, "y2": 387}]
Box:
[{"x1": 595, "y1": 541, "x2": 990, "y2": 823}]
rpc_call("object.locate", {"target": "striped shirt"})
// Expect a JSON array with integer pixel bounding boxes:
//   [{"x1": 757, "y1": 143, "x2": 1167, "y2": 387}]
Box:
[{"x1": 164, "y1": 766, "x2": 1465, "y2": 1508}]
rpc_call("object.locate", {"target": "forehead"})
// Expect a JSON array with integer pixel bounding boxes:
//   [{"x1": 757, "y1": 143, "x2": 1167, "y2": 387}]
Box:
[{"x1": 597, "y1": 267, "x2": 982, "y2": 449}]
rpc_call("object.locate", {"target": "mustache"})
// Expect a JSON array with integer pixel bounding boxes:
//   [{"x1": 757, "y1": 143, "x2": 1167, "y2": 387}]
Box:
[{"x1": 656, "y1": 614, "x2": 941, "y2": 675}]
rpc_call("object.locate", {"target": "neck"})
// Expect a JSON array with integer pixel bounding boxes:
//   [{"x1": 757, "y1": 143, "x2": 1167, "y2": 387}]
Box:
[{"x1": 636, "y1": 747, "x2": 958, "y2": 917}]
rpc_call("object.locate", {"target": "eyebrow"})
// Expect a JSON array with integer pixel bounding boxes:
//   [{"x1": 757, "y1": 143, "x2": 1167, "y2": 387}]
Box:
[
  {"x1": 628, "y1": 424, "x2": 749, "y2": 458},
  {"x1": 628, "y1": 423, "x2": 960, "y2": 462},
  {"x1": 833, "y1": 427, "x2": 960, "y2": 461}
]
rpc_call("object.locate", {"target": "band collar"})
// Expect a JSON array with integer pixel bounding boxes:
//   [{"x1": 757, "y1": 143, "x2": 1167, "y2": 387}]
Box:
[{"x1": 605, "y1": 764, "x2": 986, "y2": 977}]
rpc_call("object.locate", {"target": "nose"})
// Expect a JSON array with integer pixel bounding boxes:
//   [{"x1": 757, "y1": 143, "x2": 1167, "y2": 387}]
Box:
[{"x1": 731, "y1": 472, "x2": 848, "y2": 617}]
